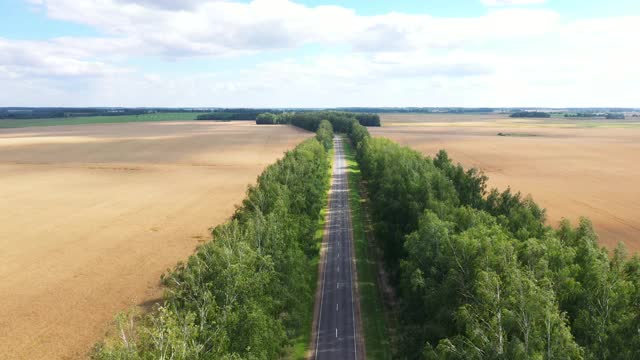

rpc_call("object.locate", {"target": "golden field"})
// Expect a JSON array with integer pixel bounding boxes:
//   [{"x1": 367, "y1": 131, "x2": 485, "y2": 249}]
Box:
[
  {"x1": 373, "y1": 113, "x2": 640, "y2": 252},
  {"x1": 0, "y1": 121, "x2": 310, "y2": 359}
]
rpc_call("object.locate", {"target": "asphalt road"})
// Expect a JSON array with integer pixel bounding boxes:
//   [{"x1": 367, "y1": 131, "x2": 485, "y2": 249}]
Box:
[{"x1": 314, "y1": 136, "x2": 359, "y2": 360}]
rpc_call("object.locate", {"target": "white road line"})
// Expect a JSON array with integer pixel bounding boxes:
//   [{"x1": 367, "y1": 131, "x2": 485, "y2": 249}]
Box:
[
  {"x1": 314, "y1": 137, "x2": 358, "y2": 360},
  {"x1": 342, "y1": 137, "x2": 358, "y2": 360}
]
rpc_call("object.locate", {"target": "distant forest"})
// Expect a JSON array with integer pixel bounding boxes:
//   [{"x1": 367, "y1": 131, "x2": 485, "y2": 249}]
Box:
[
  {"x1": 0, "y1": 108, "x2": 203, "y2": 120},
  {"x1": 256, "y1": 111, "x2": 381, "y2": 127},
  {"x1": 510, "y1": 111, "x2": 552, "y2": 118},
  {"x1": 2, "y1": 107, "x2": 635, "y2": 120}
]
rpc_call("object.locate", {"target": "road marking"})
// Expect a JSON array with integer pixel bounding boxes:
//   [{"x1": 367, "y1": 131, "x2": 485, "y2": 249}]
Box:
[{"x1": 314, "y1": 137, "x2": 358, "y2": 359}]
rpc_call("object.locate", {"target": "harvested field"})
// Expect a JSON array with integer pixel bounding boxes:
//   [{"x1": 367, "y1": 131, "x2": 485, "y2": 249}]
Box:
[
  {"x1": 0, "y1": 121, "x2": 310, "y2": 359},
  {"x1": 373, "y1": 113, "x2": 640, "y2": 252}
]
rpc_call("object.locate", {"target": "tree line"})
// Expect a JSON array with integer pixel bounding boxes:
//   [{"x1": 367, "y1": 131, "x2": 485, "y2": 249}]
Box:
[
  {"x1": 606, "y1": 113, "x2": 625, "y2": 119},
  {"x1": 196, "y1": 109, "x2": 299, "y2": 121},
  {"x1": 564, "y1": 113, "x2": 626, "y2": 120},
  {"x1": 347, "y1": 124, "x2": 640, "y2": 359},
  {"x1": 510, "y1": 111, "x2": 552, "y2": 118},
  {"x1": 0, "y1": 108, "x2": 203, "y2": 120},
  {"x1": 256, "y1": 111, "x2": 381, "y2": 128},
  {"x1": 94, "y1": 125, "x2": 333, "y2": 359},
  {"x1": 197, "y1": 111, "x2": 265, "y2": 120}
]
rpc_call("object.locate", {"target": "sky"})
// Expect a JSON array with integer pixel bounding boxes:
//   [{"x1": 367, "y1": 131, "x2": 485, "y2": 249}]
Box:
[{"x1": 0, "y1": 0, "x2": 639, "y2": 107}]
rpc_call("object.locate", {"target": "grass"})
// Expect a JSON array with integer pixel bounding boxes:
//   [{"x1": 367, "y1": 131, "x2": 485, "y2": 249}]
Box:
[
  {"x1": 286, "y1": 148, "x2": 334, "y2": 360},
  {"x1": 0, "y1": 112, "x2": 207, "y2": 129},
  {"x1": 343, "y1": 137, "x2": 391, "y2": 360}
]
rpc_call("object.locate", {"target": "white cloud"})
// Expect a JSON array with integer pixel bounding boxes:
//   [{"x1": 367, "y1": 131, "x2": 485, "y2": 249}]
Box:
[
  {"x1": 481, "y1": 0, "x2": 546, "y2": 6},
  {"x1": 29, "y1": 0, "x2": 360, "y2": 56},
  {"x1": 3, "y1": 44, "x2": 639, "y2": 108},
  {"x1": 27, "y1": 0, "x2": 559, "y2": 57},
  {"x1": 3, "y1": 1, "x2": 639, "y2": 107},
  {"x1": 0, "y1": 38, "x2": 129, "y2": 78},
  {"x1": 113, "y1": 0, "x2": 210, "y2": 10},
  {"x1": 351, "y1": 9, "x2": 559, "y2": 52}
]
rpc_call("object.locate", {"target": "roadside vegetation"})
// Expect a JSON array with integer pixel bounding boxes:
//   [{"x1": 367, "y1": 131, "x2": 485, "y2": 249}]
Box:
[
  {"x1": 91, "y1": 110, "x2": 640, "y2": 359},
  {"x1": 93, "y1": 123, "x2": 334, "y2": 359},
  {"x1": 288, "y1": 143, "x2": 334, "y2": 360},
  {"x1": 343, "y1": 138, "x2": 391, "y2": 360},
  {"x1": 347, "y1": 122, "x2": 640, "y2": 359},
  {"x1": 255, "y1": 111, "x2": 381, "y2": 127}
]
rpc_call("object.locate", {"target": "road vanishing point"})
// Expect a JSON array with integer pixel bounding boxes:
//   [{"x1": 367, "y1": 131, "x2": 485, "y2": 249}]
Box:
[{"x1": 313, "y1": 136, "x2": 361, "y2": 360}]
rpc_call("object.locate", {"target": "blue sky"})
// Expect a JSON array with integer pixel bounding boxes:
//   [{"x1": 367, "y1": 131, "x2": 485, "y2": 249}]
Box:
[{"x1": 1, "y1": 0, "x2": 639, "y2": 107}]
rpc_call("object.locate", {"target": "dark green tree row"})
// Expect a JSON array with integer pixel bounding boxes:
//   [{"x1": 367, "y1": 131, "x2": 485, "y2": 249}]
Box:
[
  {"x1": 605, "y1": 113, "x2": 625, "y2": 119},
  {"x1": 255, "y1": 112, "x2": 281, "y2": 124},
  {"x1": 255, "y1": 111, "x2": 381, "y2": 129},
  {"x1": 565, "y1": 113, "x2": 600, "y2": 118},
  {"x1": 564, "y1": 113, "x2": 626, "y2": 120},
  {"x1": 292, "y1": 111, "x2": 381, "y2": 130},
  {"x1": 94, "y1": 138, "x2": 331, "y2": 360},
  {"x1": 510, "y1": 111, "x2": 551, "y2": 118},
  {"x1": 197, "y1": 111, "x2": 265, "y2": 120},
  {"x1": 315, "y1": 120, "x2": 334, "y2": 150},
  {"x1": 0, "y1": 108, "x2": 202, "y2": 120},
  {"x1": 347, "y1": 126, "x2": 640, "y2": 359}
]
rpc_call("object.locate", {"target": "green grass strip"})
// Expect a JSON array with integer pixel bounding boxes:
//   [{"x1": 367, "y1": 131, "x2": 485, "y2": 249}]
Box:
[
  {"x1": 0, "y1": 112, "x2": 207, "y2": 129},
  {"x1": 343, "y1": 137, "x2": 391, "y2": 360},
  {"x1": 286, "y1": 148, "x2": 334, "y2": 360}
]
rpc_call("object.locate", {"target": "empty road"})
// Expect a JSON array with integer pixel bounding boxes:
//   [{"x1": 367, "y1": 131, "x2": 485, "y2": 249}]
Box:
[{"x1": 314, "y1": 136, "x2": 360, "y2": 360}]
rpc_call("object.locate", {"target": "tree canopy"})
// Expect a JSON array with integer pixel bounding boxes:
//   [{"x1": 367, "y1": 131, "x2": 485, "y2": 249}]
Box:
[
  {"x1": 255, "y1": 111, "x2": 381, "y2": 129},
  {"x1": 510, "y1": 111, "x2": 551, "y2": 118},
  {"x1": 347, "y1": 123, "x2": 640, "y2": 360},
  {"x1": 94, "y1": 137, "x2": 331, "y2": 360}
]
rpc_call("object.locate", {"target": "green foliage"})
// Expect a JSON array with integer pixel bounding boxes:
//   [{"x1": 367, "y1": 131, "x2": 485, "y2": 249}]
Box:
[
  {"x1": 406, "y1": 211, "x2": 581, "y2": 359},
  {"x1": 484, "y1": 188, "x2": 547, "y2": 241},
  {"x1": 354, "y1": 113, "x2": 382, "y2": 126},
  {"x1": 315, "y1": 120, "x2": 334, "y2": 150},
  {"x1": 350, "y1": 134, "x2": 640, "y2": 359},
  {"x1": 433, "y1": 150, "x2": 488, "y2": 209},
  {"x1": 255, "y1": 111, "x2": 380, "y2": 130},
  {"x1": 358, "y1": 138, "x2": 458, "y2": 282},
  {"x1": 565, "y1": 113, "x2": 600, "y2": 118},
  {"x1": 343, "y1": 138, "x2": 392, "y2": 360},
  {"x1": 196, "y1": 109, "x2": 272, "y2": 121},
  {"x1": 606, "y1": 113, "x2": 625, "y2": 119},
  {"x1": 255, "y1": 112, "x2": 280, "y2": 124},
  {"x1": 93, "y1": 138, "x2": 331, "y2": 360},
  {"x1": 349, "y1": 122, "x2": 370, "y2": 153},
  {"x1": 510, "y1": 111, "x2": 552, "y2": 118}
]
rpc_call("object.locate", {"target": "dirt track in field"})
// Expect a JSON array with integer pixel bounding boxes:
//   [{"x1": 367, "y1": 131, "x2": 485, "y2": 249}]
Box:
[
  {"x1": 373, "y1": 113, "x2": 640, "y2": 253},
  {"x1": 0, "y1": 121, "x2": 310, "y2": 359}
]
